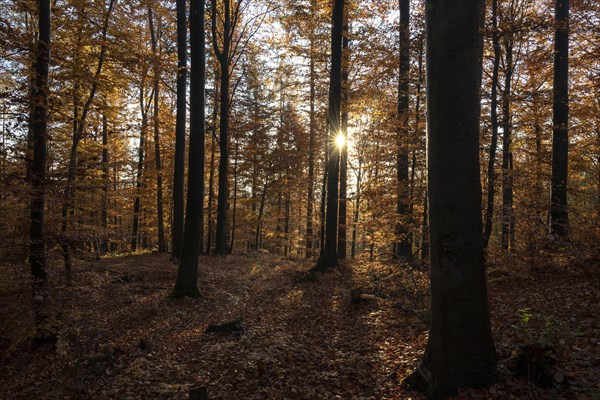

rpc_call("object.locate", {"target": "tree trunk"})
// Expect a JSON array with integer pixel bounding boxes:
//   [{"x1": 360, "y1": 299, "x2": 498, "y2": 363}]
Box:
[
  {"x1": 172, "y1": 0, "x2": 205, "y2": 298},
  {"x1": 338, "y1": 3, "x2": 349, "y2": 262},
  {"x1": 206, "y1": 76, "x2": 219, "y2": 254},
  {"x1": 550, "y1": 0, "x2": 570, "y2": 238},
  {"x1": 131, "y1": 84, "x2": 150, "y2": 252},
  {"x1": 230, "y1": 141, "x2": 239, "y2": 254},
  {"x1": 396, "y1": 0, "x2": 411, "y2": 260},
  {"x1": 149, "y1": 7, "x2": 166, "y2": 252},
  {"x1": 405, "y1": 0, "x2": 496, "y2": 396},
  {"x1": 101, "y1": 108, "x2": 109, "y2": 255},
  {"x1": 61, "y1": 0, "x2": 114, "y2": 279},
  {"x1": 305, "y1": 1, "x2": 317, "y2": 258},
  {"x1": 420, "y1": 189, "x2": 428, "y2": 260},
  {"x1": 351, "y1": 159, "x2": 362, "y2": 259},
  {"x1": 501, "y1": 40, "x2": 514, "y2": 252},
  {"x1": 30, "y1": 0, "x2": 51, "y2": 342},
  {"x1": 315, "y1": 0, "x2": 344, "y2": 271},
  {"x1": 171, "y1": 0, "x2": 188, "y2": 259},
  {"x1": 483, "y1": 0, "x2": 500, "y2": 251},
  {"x1": 255, "y1": 181, "x2": 269, "y2": 250},
  {"x1": 213, "y1": 0, "x2": 232, "y2": 256}
]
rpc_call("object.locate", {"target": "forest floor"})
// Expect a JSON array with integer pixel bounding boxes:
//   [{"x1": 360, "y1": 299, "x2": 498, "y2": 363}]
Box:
[{"x1": 0, "y1": 248, "x2": 599, "y2": 399}]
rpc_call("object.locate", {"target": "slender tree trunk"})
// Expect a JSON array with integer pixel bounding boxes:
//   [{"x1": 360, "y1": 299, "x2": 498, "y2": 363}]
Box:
[
  {"x1": 101, "y1": 108, "x2": 109, "y2": 254},
  {"x1": 61, "y1": 0, "x2": 114, "y2": 279},
  {"x1": 131, "y1": 84, "x2": 150, "y2": 252},
  {"x1": 420, "y1": 189, "x2": 428, "y2": 260},
  {"x1": 172, "y1": 0, "x2": 205, "y2": 298},
  {"x1": 149, "y1": 7, "x2": 166, "y2": 252},
  {"x1": 483, "y1": 0, "x2": 500, "y2": 251},
  {"x1": 550, "y1": 0, "x2": 570, "y2": 238},
  {"x1": 171, "y1": 0, "x2": 188, "y2": 259},
  {"x1": 338, "y1": 4, "x2": 349, "y2": 262},
  {"x1": 213, "y1": 0, "x2": 232, "y2": 256},
  {"x1": 305, "y1": 6, "x2": 317, "y2": 258},
  {"x1": 406, "y1": 0, "x2": 496, "y2": 395},
  {"x1": 284, "y1": 193, "x2": 290, "y2": 257},
  {"x1": 30, "y1": 0, "x2": 51, "y2": 343},
  {"x1": 351, "y1": 159, "x2": 362, "y2": 259},
  {"x1": 315, "y1": 0, "x2": 344, "y2": 271},
  {"x1": 206, "y1": 76, "x2": 219, "y2": 254},
  {"x1": 395, "y1": 0, "x2": 411, "y2": 260},
  {"x1": 319, "y1": 157, "x2": 327, "y2": 252},
  {"x1": 255, "y1": 181, "x2": 269, "y2": 250},
  {"x1": 230, "y1": 141, "x2": 239, "y2": 254},
  {"x1": 501, "y1": 40, "x2": 514, "y2": 252}
]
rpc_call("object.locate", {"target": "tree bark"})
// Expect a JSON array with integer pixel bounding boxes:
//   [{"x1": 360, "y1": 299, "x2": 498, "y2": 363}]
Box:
[
  {"x1": 337, "y1": 2, "x2": 349, "y2": 262},
  {"x1": 172, "y1": 0, "x2": 205, "y2": 298},
  {"x1": 550, "y1": 0, "x2": 570, "y2": 238},
  {"x1": 101, "y1": 108, "x2": 109, "y2": 255},
  {"x1": 483, "y1": 0, "x2": 500, "y2": 251},
  {"x1": 131, "y1": 83, "x2": 151, "y2": 251},
  {"x1": 206, "y1": 75, "x2": 219, "y2": 254},
  {"x1": 406, "y1": 0, "x2": 496, "y2": 396},
  {"x1": 396, "y1": 0, "x2": 411, "y2": 260},
  {"x1": 213, "y1": 0, "x2": 232, "y2": 256},
  {"x1": 171, "y1": 0, "x2": 188, "y2": 259},
  {"x1": 305, "y1": 0, "x2": 317, "y2": 258},
  {"x1": 30, "y1": 0, "x2": 51, "y2": 342},
  {"x1": 149, "y1": 7, "x2": 166, "y2": 252},
  {"x1": 501, "y1": 39, "x2": 514, "y2": 252},
  {"x1": 351, "y1": 159, "x2": 362, "y2": 259},
  {"x1": 314, "y1": 0, "x2": 344, "y2": 271},
  {"x1": 230, "y1": 141, "x2": 239, "y2": 254}
]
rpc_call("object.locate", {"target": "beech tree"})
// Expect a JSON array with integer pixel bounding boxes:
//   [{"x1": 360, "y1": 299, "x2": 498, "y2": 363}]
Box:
[
  {"x1": 314, "y1": 0, "x2": 344, "y2": 271},
  {"x1": 483, "y1": 0, "x2": 501, "y2": 251},
  {"x1": 61, "y1": 0, "x2": 115, "y2": 279},
  {"x1": 29, "y1": 0, "x2": 51, "y2": 342},
  {"x1": 550, "y1": 0, "x2": 569, "y2": 238},
  {"x1": 395, "y1": 0, "x2": 411, "y2": 260},
  {"x1": 406, "y1": 0, "x2": 497, "y2": 396},
  {"x1": 172, "y1": 0, "x2": 205, "y2": 298},
  {"x1": 171, "y1": 0, "x2": 187, "y2": 259}
]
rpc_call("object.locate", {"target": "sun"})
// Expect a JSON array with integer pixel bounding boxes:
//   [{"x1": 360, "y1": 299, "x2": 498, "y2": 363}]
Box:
[{"x1": 336, "y1": 133, "x2": 346, "y2": 149}]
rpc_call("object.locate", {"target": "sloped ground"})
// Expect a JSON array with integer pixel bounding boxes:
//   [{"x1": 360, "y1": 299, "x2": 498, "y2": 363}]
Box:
[{"x1": 0, "y1": 249, "x2": 598, "y2": 399}]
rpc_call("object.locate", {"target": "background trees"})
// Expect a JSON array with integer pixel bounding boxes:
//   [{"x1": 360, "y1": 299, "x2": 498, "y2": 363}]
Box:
[{"x1": 0, "y1": 0, "x2": 596, "y2": 275}]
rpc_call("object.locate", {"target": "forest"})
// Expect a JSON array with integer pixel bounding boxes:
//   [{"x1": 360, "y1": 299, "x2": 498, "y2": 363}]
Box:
[{"x1": 0, "y1": 0, "x2": 598, "y2": 398}]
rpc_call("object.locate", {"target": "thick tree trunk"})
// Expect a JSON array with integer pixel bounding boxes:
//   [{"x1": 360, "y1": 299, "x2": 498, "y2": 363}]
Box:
[
  {"x1": 406, "y1": 0, "x2": 496, "y2": 396},
  {"x1": 148, "y1": 7, "x2": 166, "y2": 252},
  {"x1": 550, "y1": 0, "x2": 570, "y2": 238},
  {"x1": 483, "y1": 0, "x2": 500, "y2": 251},
  {"x1": 30, "y1": 0, "x2": 51, "y2": 342},
  {"x1": 396, "y1": 0, "x2": 411, "y2": 260},
  {"x1": 172, "y1": 0, "x2": 205, "y2": 298},
  {"x1": 171, "y1": 0, "x2": 188, "y2": 259},
  {"x1": 315, "y1": 0, "x2": 344, "y2": 271}
]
